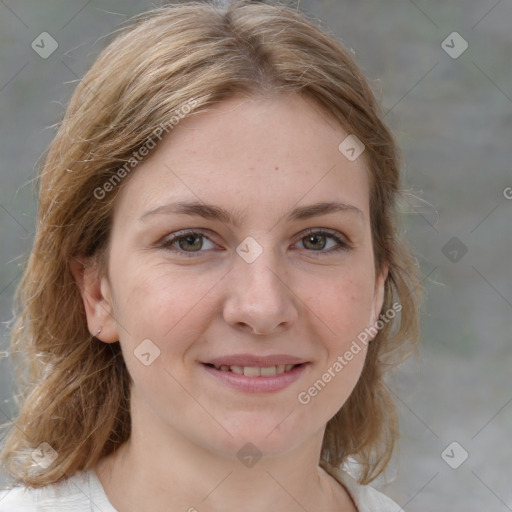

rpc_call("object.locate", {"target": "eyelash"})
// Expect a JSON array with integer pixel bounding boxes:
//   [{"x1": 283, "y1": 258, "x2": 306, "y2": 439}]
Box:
[{"x1": 159, "y1": 228, "x2": 351, "y2": 258}]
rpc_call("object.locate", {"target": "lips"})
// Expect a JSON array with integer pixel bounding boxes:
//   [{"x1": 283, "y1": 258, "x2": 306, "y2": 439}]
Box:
[
  {"x1": 201, "y1": 358, "x2": 309, "y2": 393},
  {"x1": 206, "y1": 363, "x2": 300, "y2": 377},
  {"x1": 205, "y1": 354, "x2": 307, "y2": 367},
  {"x1": 202, "y1": 353, "x2": 308, "y2": 382}
]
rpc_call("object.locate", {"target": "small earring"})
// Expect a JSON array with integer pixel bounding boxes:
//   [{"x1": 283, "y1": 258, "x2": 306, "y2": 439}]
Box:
[{"x1": 96, "y1": 328, "x2": 102, "y2": 336}]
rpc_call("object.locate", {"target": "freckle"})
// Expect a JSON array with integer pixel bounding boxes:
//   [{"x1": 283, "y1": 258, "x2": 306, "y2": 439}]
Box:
[{"x1": 275, "y1": 166, "x2": 279, "y2": 171}]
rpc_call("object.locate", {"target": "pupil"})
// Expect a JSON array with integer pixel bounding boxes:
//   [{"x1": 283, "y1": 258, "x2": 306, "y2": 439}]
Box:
[
  {"x1": 305, "y1": 234, "x2": 325, "y2": 250},
  {"x1": 179, "y1": 235, "x2": 202, "y2": 251}
]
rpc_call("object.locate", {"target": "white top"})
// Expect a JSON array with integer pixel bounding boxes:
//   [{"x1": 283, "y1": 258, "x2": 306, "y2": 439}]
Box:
[{"x1": 0, "y1": 465, "x2": 403, "y2": 511}]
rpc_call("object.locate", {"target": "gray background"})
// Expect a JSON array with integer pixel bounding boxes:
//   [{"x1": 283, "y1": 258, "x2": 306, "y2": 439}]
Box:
[{"x1": 1, "y1": 1, "x2": 511, "y2": 510}]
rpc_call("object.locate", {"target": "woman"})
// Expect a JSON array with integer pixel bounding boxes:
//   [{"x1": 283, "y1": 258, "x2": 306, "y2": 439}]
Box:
[{"x1": 0, "y1": 1, "x2": 421, "y2": 510}]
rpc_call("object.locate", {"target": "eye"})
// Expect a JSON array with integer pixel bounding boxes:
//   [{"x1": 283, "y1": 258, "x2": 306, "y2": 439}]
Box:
[
  {"x1": 294, "y1": 229, "x2": 351, "y2": 254},
  {"x1": 160, "y1": 230, "x2": 218, "y2": 256}
]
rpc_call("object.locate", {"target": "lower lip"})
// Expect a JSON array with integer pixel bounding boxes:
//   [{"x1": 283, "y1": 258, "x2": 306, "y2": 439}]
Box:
[{"x1": 201, "y1": 363, "x2": 309, "y2": 393}]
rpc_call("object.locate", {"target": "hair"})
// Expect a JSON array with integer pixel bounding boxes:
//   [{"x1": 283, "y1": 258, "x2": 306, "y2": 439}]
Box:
[{"x1": 0, "y1": 0, "x2": 421, "y2": 488}]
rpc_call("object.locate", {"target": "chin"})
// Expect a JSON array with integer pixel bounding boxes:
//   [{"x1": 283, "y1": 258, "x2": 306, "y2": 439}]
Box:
[{"x1": 205, "y1": 417, "x2": 309, "y2": 460}]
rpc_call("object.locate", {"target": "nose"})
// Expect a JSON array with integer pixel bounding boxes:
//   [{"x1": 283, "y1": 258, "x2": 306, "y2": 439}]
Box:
[{"x1": 222, "y1": 249, "x2": 298, "y2": 336}]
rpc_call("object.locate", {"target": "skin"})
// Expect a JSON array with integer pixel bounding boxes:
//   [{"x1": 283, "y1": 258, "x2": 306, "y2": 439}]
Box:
[{"x1": 72, "y1": 94, "x2": 387, "y2": 512}]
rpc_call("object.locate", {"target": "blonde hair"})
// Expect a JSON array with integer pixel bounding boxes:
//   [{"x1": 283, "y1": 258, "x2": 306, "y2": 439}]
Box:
[{"x1": 0, "y1": 0, "x2": 421, "y2": 487}]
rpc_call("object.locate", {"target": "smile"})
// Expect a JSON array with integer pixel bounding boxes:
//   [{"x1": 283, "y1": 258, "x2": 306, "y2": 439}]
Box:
[
  {"x1": 207, "y1": 363, "x2": 300, "y2": 376},
  {"x1": 201, "y1": 362, "x2": 308, "y2": 393}
]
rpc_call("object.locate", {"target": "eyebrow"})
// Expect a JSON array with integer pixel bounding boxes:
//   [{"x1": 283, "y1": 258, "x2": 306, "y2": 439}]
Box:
[{"x1": 138, "y1": 200, "x2": 365, "y2": 226}]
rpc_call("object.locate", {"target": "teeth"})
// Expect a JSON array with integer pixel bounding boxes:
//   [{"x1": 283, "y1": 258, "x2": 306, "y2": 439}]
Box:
[
  {"x1": 213, "y1": 363, "x2": 299, "y2": 376},
  {"x1": 243, "y1": 366, "x2": 260, "y2": 377},
  {"x1": 260, "y1": 366, "x2": 276, "y2": 376}
]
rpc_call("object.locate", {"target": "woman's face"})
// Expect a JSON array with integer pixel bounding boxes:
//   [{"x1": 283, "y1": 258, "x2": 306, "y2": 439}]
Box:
[{"x1": 86, "y1": 94, "x2": 387, "y2": 458}]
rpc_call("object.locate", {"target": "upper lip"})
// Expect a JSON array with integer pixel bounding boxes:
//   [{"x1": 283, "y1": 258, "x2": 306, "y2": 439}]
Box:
[{"x1": 204, "y1": 354, "x2": 308, "y2": 367}]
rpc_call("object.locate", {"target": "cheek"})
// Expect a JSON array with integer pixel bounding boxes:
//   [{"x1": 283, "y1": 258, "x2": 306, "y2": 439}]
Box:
[
  {"x1": 296, "y1": 273, "x2": 372, "y2": 417},
  {"x1": 300, "y1": 268, "x2": 375, "y2": 341},
  {"x1": 110, "y1": 263, "x2": 220, "y2": 350},
  {"x1": 109, "y1": 267, "x2": 219, "y2": 403}
]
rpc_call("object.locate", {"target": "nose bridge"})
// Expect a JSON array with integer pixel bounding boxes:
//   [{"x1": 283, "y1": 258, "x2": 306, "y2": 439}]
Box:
[
  {"x1": 223, "y1": 237, "x2": 297, "y2": 334},
  {"x1": 235, "y1": 240, "x2": 285, "y2": 302}
]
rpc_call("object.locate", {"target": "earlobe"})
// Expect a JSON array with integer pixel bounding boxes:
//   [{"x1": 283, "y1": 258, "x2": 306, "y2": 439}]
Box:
[{"x1": 69, "y1": 257, "x2": 119, "y2": 343}]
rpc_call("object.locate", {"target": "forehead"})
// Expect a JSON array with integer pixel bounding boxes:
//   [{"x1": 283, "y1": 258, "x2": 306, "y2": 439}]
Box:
[{"x1": 113, "y1": 94, "x2": 370, "y2": 226}]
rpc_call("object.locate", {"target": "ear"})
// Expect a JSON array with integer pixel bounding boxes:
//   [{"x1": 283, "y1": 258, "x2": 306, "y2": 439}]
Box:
[
  {"x1": 369, "y1": 263, "x2": 389, "y2": 335},
  {"x1": 69, "y1": 256, "x2": 119, "y2": 343}
]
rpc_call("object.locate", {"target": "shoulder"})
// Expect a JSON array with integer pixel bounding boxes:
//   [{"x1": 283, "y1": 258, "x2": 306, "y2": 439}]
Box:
[
  {"x1": 0, "y1": 470, "x2": 114, "y2": 512},
  {"x1": 0, "y1": 486, "x2": 37, "y2": 512},
  {"x1": 323, "y1": 463, "x2": 404, "y2": 512}
]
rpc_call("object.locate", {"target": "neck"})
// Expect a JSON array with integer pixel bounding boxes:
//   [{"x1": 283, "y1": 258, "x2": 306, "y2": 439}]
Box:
[
  {"x1": 94, "y1": 391, "x2": 356, "y2": 512},
  {"x1": 95, "y1": 443, "x2": 350, "y2": 512}
]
